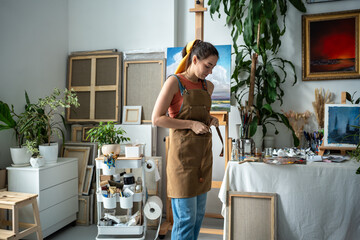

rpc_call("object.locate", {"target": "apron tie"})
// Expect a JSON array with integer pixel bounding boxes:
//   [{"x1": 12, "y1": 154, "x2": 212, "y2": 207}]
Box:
[{"x1": 216, "y1": 126, "x2": 224, "y2": 157}]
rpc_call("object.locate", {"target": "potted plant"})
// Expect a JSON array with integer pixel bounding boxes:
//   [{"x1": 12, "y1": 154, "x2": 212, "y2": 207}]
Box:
[
  {"x1": 0, "y1": 93, "x2": 33, "y2": 165},
  {"x1": 86, "y1": 121, "x2": 130, "y2": 156},
  {"x1": 209, "y1": 0, "x2": 307, "y2": 147},
  {"x1": 20, "y1": 88, "x2": 79, "y2": 163},
  {"x1": 24, "y1": 140, "x2": 45, "y2": 168}
]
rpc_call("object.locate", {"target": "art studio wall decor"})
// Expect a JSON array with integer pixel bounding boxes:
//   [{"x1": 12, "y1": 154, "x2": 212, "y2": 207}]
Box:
[
  {"x1": 122, "y1": 106, "x2": 142, "y2": 125},
  {"x1": 67, "y1": 51, "x2": 122, "y2": 122},
  {"x1": 166, "y1": 45, "x2": 231, "y2": 111},
  {"x1": 302, "y1": 9, "x2": 360, "y2": 81},
  {"x1": 324, "y1": 104, "x2": 360, "y2": 147}
]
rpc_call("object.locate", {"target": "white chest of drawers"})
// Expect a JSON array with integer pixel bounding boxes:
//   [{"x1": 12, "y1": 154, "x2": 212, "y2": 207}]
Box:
[{"x1": 7, "y1": 158, "x2": 78, "y2": 239}]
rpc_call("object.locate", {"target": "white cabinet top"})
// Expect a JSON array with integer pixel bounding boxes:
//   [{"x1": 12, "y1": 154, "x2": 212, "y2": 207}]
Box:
[{"x1": 7, "y1": 158, "x2": 77, "y2": 172}]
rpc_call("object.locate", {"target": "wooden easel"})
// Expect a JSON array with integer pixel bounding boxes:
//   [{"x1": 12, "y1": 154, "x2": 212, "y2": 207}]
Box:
[{"x1": 318, "y1": 91, "x2": 356, "y2": 156}]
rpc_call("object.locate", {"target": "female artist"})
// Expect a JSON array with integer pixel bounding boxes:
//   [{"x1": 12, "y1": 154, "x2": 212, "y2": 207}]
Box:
[{"x1": 152, "y1": 39, "x2": 219, "y2": 240}]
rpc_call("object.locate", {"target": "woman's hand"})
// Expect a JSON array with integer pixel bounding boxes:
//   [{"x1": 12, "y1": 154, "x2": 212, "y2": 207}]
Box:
[
  {"x1": 191, "y1": 121, "x2": 210, "y2": 134},
  {"x1": 209, "y1": 116, "x2": 219, "y2": 127}
]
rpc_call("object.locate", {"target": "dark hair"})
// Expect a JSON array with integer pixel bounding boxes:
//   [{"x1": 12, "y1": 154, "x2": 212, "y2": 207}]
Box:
[{"x1": 182, "y1": 40, "x2": 219, "y2": 70}]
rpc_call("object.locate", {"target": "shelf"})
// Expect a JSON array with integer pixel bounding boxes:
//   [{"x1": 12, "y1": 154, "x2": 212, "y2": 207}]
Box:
[
  {"x1": 98, "y1": 224, "x2": 144, "y2": 235},
  {"x1": 96, "y1": 155, "x2": 147, "y2": 239}
]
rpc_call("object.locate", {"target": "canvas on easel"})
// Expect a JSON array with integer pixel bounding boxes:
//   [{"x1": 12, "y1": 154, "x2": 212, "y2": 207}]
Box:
[{"x1": 319, "y1": 92, "x2": 359, "y2": 155}]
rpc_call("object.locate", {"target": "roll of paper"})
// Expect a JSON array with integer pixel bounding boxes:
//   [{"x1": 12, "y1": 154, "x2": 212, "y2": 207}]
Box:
[
  {"x1": 144, "y1": 159, "x2": 156, "y2": 173},
  {"x1": 144, "y1": 196, "x2": 163, "y2": 220}
]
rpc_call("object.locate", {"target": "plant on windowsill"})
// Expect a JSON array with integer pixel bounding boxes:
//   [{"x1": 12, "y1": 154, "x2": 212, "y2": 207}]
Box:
[
  {"x1": 208, "y1": 0, "x2": 307, "y2": 147},
  {"x1": 86, "y1": 121, "x2": 130, "y2": 156}
]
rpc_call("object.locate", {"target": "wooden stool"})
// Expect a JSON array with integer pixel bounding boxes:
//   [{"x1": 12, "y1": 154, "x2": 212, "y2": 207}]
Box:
[{"x1": 0, "y1": 191, "x2": 42, "y2": 240}]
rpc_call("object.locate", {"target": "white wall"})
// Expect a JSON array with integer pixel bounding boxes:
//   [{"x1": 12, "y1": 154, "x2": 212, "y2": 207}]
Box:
[
  {"x1": 68, "y1": 0, "x2": 176, "y2": 52},
  {"x1": 0, "y1": 0, "x2": 68, "y2": 168}
]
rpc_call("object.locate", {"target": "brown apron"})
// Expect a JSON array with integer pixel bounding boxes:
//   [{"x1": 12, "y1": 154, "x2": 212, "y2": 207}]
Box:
[{"x1": 167, "y1": 75, "x2": 213, "y2": 198}]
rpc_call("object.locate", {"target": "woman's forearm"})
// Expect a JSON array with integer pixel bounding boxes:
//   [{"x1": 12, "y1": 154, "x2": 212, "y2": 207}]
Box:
[{"x1": 152, "y1": 115, "x2": 194, "y2": 130}]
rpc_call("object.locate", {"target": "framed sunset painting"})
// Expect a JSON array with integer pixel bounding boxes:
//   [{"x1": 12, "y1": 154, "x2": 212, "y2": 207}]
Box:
[{"x1": 302, "y1": 9, "x2": 360, "y2": 81}]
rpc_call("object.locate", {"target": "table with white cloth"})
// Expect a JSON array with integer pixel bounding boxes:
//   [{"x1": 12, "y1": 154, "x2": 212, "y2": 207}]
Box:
[{"x1": 218, "y1": 160, "x2": 360, "y2": 240}]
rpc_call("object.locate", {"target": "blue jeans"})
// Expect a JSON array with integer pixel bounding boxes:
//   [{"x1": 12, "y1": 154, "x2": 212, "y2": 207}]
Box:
[{"x1": 171, "y1": 193, "x2": 207, "y2": 240}]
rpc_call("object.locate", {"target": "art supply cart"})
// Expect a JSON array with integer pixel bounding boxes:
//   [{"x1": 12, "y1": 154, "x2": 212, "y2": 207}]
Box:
[{"x1": 95, "y1": 155, "x2": 147, "y2": 240}]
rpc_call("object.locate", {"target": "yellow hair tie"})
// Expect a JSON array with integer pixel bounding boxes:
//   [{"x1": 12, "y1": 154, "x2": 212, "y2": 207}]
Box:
[{"x1": 174, "y1": 40, "x2": 197, "y2": 74}]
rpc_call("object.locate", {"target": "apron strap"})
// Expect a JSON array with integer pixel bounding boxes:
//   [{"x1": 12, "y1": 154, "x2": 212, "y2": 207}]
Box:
[
  {"x1": 215, "y1": 126, "x2": 224, "y2": 157},
  {"x1": 170, "y1": 74, "x2": 187, "y2": 96}
]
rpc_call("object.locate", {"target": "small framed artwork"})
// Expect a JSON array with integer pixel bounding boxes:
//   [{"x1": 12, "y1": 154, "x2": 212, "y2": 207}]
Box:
[
  {"x1": 302, "y1": 9, "x2": 360, "y2": 81},
  {"x1": 122, "y1": 106, "x2": 142, "y2": 124},
  {"x1": 82, "y1": 126, "x2": 95, "y2": 142},
  {"x1": 324, "y1": 104, "x2": 360, "y2": 147},
  {"x1": 71, "y1": 125, "x2": 83, "y2": 142}
]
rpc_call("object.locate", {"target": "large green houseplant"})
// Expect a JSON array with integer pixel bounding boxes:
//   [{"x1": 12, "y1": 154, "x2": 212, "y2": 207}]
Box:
[
  {"x1": 208, "y1": 0, "x2": 307, "y2": 146},
  {"x1": 0, "y1": 92, "x2": 36, "y2": 165},
  {"x1": 20, "y1": 88, "x2": 79, "y2": 163}
]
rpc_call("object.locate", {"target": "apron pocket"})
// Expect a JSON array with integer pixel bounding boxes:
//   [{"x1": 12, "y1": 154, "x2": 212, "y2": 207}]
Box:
[{"x1": 180, "y1": 134, "x2": 211, "y2": 169}]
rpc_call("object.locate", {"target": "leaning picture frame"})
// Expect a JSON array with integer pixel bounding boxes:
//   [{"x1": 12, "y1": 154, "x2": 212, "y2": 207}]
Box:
[
  {"x1": 302, "y1": 9, "x2": 360, "y2": 81},
  {"x1": 324, "y1": 104, "x2": 360, "y2": 147},
  {"x1": 122, "y1": 106, "x2": 142, "y2": 125},
  {"x1": 82, "y1": 165, "x2": 94, "y2": 195},
  {"x1": 62, "y1": 146, "x2": 90, "y2": 194}
]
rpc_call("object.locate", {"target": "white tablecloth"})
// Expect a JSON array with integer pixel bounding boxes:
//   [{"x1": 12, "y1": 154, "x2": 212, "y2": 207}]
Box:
[{"x1": 218, "y1": 160, "x2": 360, "y2": 240}]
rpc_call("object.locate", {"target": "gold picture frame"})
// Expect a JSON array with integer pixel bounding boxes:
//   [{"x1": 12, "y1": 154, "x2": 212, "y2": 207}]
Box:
[{"x1": 302, "y1": 9, "x2": 360, "y2": 81}]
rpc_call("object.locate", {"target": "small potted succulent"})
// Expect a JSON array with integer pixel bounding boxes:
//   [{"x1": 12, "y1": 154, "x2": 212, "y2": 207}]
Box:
[
  {"x1": 86, "y1": 121, "x2": 130, "y2": 156},
  {"x1": 24, "y1": 140, "x2": 45, "y2": 168}
]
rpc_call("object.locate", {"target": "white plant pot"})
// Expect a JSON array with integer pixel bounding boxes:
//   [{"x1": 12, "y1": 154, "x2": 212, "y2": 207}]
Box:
[
  {"x1": 39, "y1": 143, "x2": 58, "y2": 164},
  {"x1": 30, "y1": 156, "x2": 45, "y2": 168},
  {"x1": 101, "y1": 144, "x2": 121, "y2": 156},
  {"x1": 10, "y1": 146, "x2": 31, "y2": 165}
]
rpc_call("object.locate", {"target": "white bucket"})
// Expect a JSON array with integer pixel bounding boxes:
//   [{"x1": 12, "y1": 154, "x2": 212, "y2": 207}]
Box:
[
  {"x1": 120, "y1": 195, "x2": 133, "y2": 209},
  {"x1": 103, "y1": 195, "x2": 117, "y2": 209},
  {"x1": 102, "y1": 163, "x2": 116, "y2": 175}
]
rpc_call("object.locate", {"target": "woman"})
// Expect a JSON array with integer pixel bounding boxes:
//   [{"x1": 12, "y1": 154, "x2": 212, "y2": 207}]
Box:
[{"x1": 152, "y1": 39, "x2": 219, "y2": 240}]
